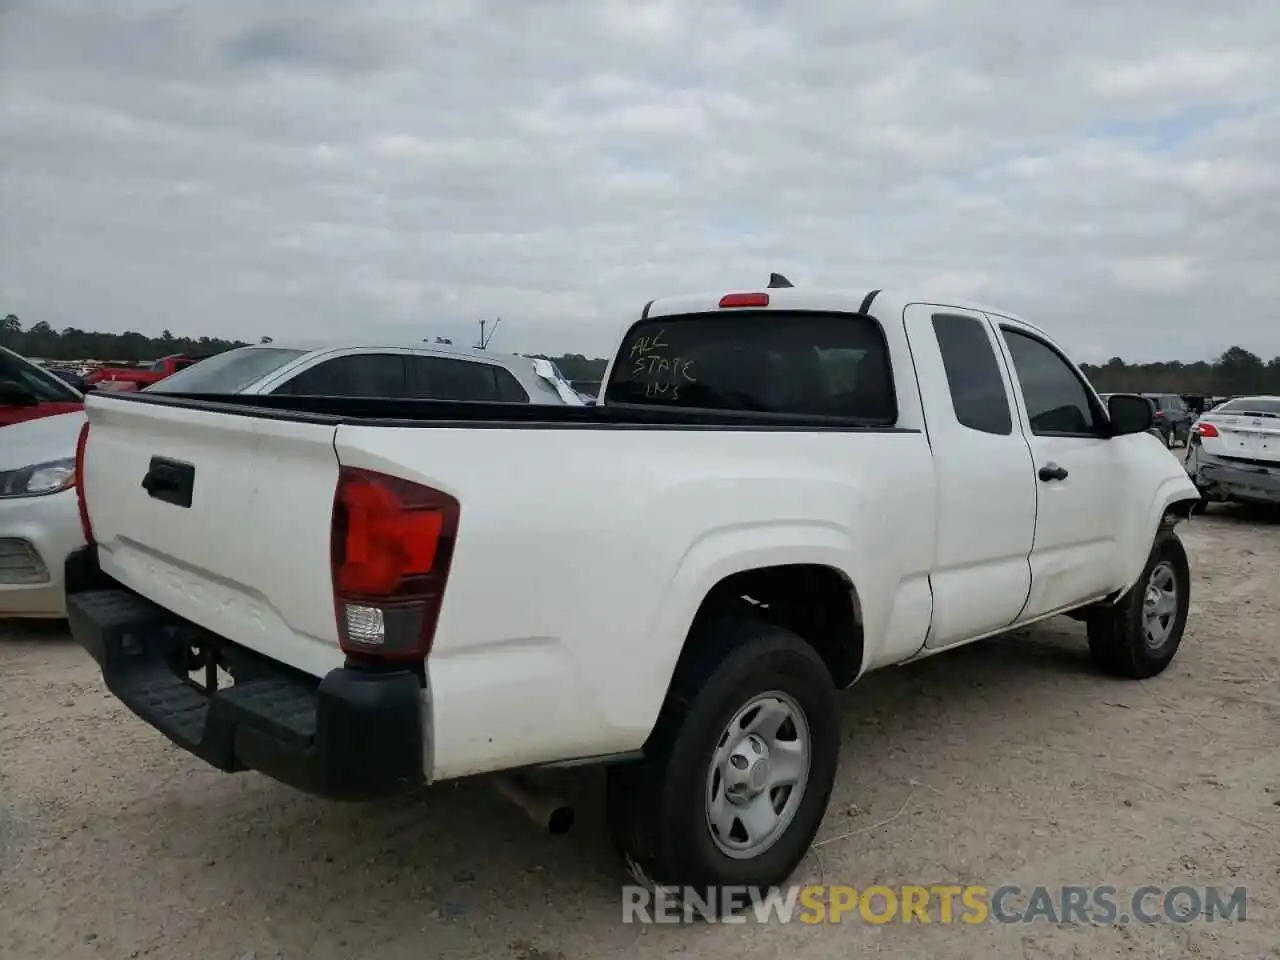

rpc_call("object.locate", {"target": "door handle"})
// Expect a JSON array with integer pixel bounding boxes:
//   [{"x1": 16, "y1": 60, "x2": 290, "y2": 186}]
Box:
[
  {"x1": 1038, "y1": 462, "x2": 1069, "y2": 482},
  {"x1": 142, "y1": 457, "x2": 195, "y2": 508},
  {"x1": 141, "y1": 465, "x2": 180, "y2": 493}
]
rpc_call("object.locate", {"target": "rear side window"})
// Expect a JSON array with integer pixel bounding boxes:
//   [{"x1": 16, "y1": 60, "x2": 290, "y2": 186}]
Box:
[
  {"x1": 406, "y1": 355, "x2": 530, "y2": 402},
  {"x1": 604, "y1": 311, "x2": 897, "y2": 423},
  {"x1": 275, "y1": 353, "x2": 408, "y2": 397},
  {"x1": 148, "y1": 346, "x2": 305, "y2": 393},
  {"x1": 931, "y1": 313, "x2": 1012, "y2": 435},
  {"x1": 0, "y1": 346, "x2": 82, "y2": 402},
  {"x1": 1215, "y1": 397, "x2": 1280, "y2": 416}
]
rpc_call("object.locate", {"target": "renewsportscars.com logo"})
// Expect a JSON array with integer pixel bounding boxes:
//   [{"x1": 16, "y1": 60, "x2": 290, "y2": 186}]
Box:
[{"x1": 622, "y1": 884, "x2": 1250, "y2": 925}]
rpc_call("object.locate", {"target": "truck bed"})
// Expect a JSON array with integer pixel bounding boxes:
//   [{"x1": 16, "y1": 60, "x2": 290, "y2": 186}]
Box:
[
  {"x1": 106, "y1": 389, "x2": 918, "y2": 431},
  {"x1": 77, "y1": 389, "x2": 937, "y2": 778}
]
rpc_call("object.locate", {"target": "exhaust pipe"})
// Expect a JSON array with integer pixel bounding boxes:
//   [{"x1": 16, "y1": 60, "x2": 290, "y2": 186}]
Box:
[{"x1": 494, "y1": 774, "x2": 574, "y2": 835}]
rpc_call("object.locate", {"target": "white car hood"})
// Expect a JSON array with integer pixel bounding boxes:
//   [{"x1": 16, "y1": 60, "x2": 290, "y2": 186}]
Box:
[{"x1": 0, "y1": 410, "x2": 87, "y2": 472}]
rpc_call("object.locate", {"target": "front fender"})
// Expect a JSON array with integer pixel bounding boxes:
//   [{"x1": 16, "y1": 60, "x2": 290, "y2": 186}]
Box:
[{"x1": 1118, "y1": 470, "x2": 1201, "y2": 596}]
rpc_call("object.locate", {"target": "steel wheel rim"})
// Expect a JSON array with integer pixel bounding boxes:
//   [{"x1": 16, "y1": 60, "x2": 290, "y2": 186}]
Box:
[
  {"x1": 705, "y1": 691, "x2": 811, "y2": 860},
  {"x1": 1142, "y1": 561, "x2": 1178, "y2": 650}
]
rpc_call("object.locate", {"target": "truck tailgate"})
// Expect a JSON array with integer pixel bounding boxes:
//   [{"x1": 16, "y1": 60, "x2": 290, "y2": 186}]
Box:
[{"x1": 82, "y1": 397, "x2": 343, "y2": 678}]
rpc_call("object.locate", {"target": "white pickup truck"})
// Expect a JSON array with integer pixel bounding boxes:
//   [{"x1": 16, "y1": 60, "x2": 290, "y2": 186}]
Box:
[{"x1": 67, "y1": 284, "x2": 1200, "y2": 894}]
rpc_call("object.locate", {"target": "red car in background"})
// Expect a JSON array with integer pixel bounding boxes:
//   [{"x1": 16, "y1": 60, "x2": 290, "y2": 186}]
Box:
[
  {"x1": 81, "y1": 353, "x2": 199, "y2": 391},
  {"x1": 0, "y1": 345, "x2": 84, "y2": 428}
]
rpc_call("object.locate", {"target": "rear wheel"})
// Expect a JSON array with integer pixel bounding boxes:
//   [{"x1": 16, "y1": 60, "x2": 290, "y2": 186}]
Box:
[
  {"x1": 1087, "y1": 529, "x2": 1190, "y2": 678},
  {"x1": 606, "y1": 613, "x2": 839, "y2": 903}
]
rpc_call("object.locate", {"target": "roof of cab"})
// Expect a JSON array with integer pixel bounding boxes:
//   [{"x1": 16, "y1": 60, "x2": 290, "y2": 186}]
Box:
[{"x1": 643, "y1": 285, "x2": 1050, "y2": 338}]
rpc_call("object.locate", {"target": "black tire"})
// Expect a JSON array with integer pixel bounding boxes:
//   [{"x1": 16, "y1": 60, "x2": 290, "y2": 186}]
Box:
[
  {"x1": 1087, "y1": 529, "x2": 1190, "y2": 679},
  {"x1": 606, "y1": 613, "x2": 839, "y2": 903}
]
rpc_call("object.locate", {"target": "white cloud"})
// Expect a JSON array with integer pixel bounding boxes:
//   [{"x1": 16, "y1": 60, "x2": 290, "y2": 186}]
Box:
[
  {"x1": 1109, "y1": 256, "x2": 1198, "y2": 293},
  {"x1": 0, "y1": 0, "x2": 1278, "y2": 362},
  {"x1": 1089, "y1": 48, "x2": 1263, "y2": 102}
]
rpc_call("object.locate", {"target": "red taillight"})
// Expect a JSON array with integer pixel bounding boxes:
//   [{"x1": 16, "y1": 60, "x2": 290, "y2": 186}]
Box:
[
  {"x1": 719, "y1": 292, "x2": 770, "y2": 308},
  {"x1": 74, "y1": 420, "x2": 94, "y2": 544},
  {"x1": 330, "y1": 466, "x2": 459, "y2": 661},
  {"x1": 1194, "y1": 422, "x2": 1219, "y2": 438}
]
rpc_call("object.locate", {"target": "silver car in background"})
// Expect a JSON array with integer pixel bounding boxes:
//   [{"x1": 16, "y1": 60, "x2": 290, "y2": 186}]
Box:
[
  {"x1": 0, "y1": 411, "x2": 87, "y2": 618},
  {"x1": 1186, "y1": 395, "x2": 1280, "y2": 506},
  {"x1": 146, "y1": 341, "x2": 585, "y2": 405},
  {"x1": 1, "y1": 342, "x2": 581, "y2": 620}
]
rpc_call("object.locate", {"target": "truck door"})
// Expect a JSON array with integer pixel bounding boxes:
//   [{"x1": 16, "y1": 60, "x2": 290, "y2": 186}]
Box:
[
  {"x1": 992, "y1": 319, "x2": 1124, "y2": 620},
  {"x1": 903, "y1": 305, "x2": 1037, "y2": 648}
]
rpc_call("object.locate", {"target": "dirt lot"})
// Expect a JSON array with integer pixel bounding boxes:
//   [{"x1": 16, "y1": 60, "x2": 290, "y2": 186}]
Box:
[{"x1": 3, "y1": 507, "x2": 1279, "y2": 960}]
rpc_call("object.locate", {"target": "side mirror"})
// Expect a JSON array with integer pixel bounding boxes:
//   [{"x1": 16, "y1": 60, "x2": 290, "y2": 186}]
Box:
[{"x1": 1106, "y1": 393, "x2": 1154, "y2": 436}]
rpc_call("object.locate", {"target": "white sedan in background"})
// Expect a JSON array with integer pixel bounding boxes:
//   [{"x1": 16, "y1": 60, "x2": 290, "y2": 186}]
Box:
[
  {"x1": 0, "y1": 342, "x2": 581, "y2": 619},
  {"x1": 1186, "y1": 395, "x2": 1280, "y2": 506},
  {"x1": 0, "y1": 411, "x2": 87, "y2": 617}
]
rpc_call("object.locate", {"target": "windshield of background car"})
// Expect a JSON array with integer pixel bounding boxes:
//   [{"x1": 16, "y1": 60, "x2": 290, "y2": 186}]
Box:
[
  {"x1": 0, "y1": 346, "x2": 82, "y2": 402},
  {"x1": 605, "y1": 310, "x2": 896, "y2": 423},
  {"x1": 145, "y1": 347, "x2": 306, "y2": 394}
]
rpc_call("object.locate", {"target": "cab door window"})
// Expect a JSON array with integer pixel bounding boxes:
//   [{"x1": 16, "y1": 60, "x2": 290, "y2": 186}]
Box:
[{"x1": 1001, "y1": 328, "x2": 1104, "y2": 436}]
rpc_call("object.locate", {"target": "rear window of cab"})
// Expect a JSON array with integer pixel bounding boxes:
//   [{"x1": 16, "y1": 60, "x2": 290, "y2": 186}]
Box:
[{"x1": 604, "y1": 310, "x2": 897, "y2": 424}]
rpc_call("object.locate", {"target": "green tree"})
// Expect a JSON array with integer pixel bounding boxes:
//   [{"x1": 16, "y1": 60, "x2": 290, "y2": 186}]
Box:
[{"x1": 0, "y1": 314, "x2": 248, "y2": 362}]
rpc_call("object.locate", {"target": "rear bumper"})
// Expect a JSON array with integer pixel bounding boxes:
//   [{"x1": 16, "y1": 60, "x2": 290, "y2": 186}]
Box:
[
  {"x1": 1191, "y1": 453, "x2": 1280, "y2": 504},
  {"x1": 65, "y1": 546, "x2": 427, "y2": 800}
]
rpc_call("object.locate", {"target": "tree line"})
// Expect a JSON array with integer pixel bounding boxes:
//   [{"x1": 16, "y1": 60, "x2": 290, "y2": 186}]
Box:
[
  {"x1": 526, "y1": 346, "x2": 1280, "y2": 397},
  {"x1": 2, "y1": 315, "x2": 247, "y2": 363},
  {"x1": 5, "y1": 313, "x2": 1280, "y2": 396},
  {"x1": 1080, "y1": 347, "x2": 1280, "y2": 396}
]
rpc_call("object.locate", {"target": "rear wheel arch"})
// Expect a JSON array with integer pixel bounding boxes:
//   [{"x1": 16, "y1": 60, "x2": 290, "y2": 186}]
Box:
[{"x1": 663, "y1": 563, "x2": 864, "y2": 702}]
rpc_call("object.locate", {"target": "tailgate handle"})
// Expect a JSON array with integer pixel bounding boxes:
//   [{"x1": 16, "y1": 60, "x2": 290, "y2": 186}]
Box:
[{"x1": 142, "y1": 457, "x2": 195, "y2": 508}]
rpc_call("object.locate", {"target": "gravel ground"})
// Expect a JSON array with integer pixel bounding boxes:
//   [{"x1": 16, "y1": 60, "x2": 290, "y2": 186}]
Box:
[{"x1": 2, "y1": 506, "x2": 1279, "y2": 960}]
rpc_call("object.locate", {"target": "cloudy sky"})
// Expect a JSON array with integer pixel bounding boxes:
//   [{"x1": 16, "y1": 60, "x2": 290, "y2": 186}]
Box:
[{"x1": 1, "y1": 1, "x2": 1278, "y2": 362}]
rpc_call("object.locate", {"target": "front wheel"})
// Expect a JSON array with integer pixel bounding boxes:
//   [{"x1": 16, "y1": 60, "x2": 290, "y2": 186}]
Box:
[
  {"x1": 606, "y1": 615, "x2": 839, "y2": 901},
  {"x1": 1087, "y1": 529, "x2": 1191, "y2": 678}
]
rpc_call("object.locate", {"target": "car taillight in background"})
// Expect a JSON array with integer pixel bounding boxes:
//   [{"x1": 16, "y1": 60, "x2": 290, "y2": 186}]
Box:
[
  {"x1": 1191, "y1": 422, "x2": 1219, "y2": 440},
  {"x1": 74, "y1": 420, "x2": 94, "y2": 543},
  {"x1": 330, "y1": 466, "x2": 459, "y2": 662}
]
